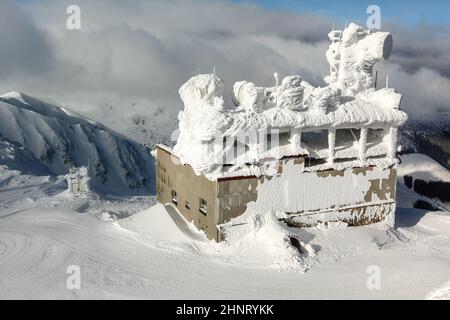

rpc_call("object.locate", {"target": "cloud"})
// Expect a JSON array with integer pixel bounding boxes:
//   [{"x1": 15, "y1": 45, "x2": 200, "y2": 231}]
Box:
[
  {"x1": 4, "y1": 0, "x2": 332, "y2": 109},
  {"x1": 0, "y1": 0, "x2": 53, "y2": 77},
  {"x1": 0, "y1": 0, "x2": 448, "y2": 125},
  {"x1": 387, "y1": 23, "x2": 450, "y2": 79},
  {"x1": 378, "y1": 63, "x2": 450, "y2": 118}
]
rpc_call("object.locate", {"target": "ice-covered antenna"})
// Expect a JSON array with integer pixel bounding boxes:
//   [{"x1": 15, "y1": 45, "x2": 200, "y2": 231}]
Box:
[
  {"x1": 213, "y1": 66, "x2": 216, "y2": 75},
  {"x1": 374, "y1": 70, "x2": 378, "y2": 89},
  {"x1": 331, "y1": 23, "x2": 336, "y2": 45},
  {"x1": 274, "y1": 72, "x2": 280, "y2": 88},
  {"x1": 386, "y1": 74, "x2": 389, "y2": 89}
]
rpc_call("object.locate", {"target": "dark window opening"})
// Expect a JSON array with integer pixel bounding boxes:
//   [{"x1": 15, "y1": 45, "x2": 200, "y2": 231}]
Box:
[
  {"x1": 185, "y1": 200, "x2": 191, "y2": 210},
  {"x1": 335, "y1": 128, "x2": 360, "y2": 151},
  {"x1": 367, "y1": 128, "x2": 386, "y2": 149},
  {"x1": 302, "y1": 130, "x2": 328, "y2": 145},
  {"x1": 334, "y1": 157, "x2": 358, "y2": 163},
  {"x1": 304, "y1": 157, "x2": 327, "y2": 167},
  {"x1": 301, "y1": 130, "x2": 329, "y2": 156},
  {"x1": 199, "y1": 198, "x2": 208, "y2": 216},
  {"x1": 171, "y1": 190, "x2": 178, "y2": 205}
]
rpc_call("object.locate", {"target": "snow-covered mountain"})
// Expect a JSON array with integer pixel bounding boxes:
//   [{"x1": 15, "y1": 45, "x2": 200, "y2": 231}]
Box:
[
  {"x1": 400, "y1": 115, "x2": 450, "y2": 170},
  {"x1": 397, "y1": 114, "x2": 450, "y2": 211},
  {"x1": 85, "y1": 98, "x2": 178, "y2": 148},
  {"x1": 398, "y1": 153, "x2": 450, "y2": 211},
  {"x1": 0, "y1": 92, "x2": 154, "y2": 194}
]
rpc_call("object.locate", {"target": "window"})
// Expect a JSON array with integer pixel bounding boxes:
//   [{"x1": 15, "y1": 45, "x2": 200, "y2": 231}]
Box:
[
  {"x1": 265, "y1": 130, "x2": 290, "y2": 151},
  {"x1": 302, "y1": 130, "x2": 328, "y2": 146},
  {"x1": 367, "y1": 128, "x2": 386, "y2": 149},
  {"x1": 368, "y1": 128, "x2": 385, "y2": 140},
  {"x1": 223, "y1": 136, "x2": 250, "y2": 164},
  {"x1": 301, "y1": 130, "x2": 328, "y2": 150},
  {"x1": 335, "y1": 128, "x2": 360, "y2": 152},
  {"x1": 304, "y1": 157, "x2": 327, "y2": 167},
  {"x1": 185, "y1": 200, "x2": 191, "y2": 210},
  {"x1": 171, "y1": 190, "x2": 178, "y2": 205},
  {"x1": 199, "y1": 198, "x2": 208, "y2": 216}
]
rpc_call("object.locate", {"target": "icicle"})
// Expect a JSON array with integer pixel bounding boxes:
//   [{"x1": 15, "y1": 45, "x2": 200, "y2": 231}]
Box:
[
  {"x1": 359, "y1": 128, "x2": 368, "y2": 162},
  {"x1": 274, "y1": 73, "x2": 280, "y2": 88},
  {"x1": 374, "y1": 70, "x2": 378, "y2": 89},
  {"x1": 328, "y1": 129, "x2": 336, "y2": 164},
  {"x1": 290, "y1": 128, "x2": 302, "y2": 149},
  {"x1": 387, "y1": 127, "x2": 398, "y2": 159}
]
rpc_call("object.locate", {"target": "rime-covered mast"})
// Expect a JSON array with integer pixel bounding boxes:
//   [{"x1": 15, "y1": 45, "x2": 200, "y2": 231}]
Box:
[
  {"x1": 325, "y1": 22, "x2": 393, "y2": 95},
  {"x1": 323, "y1": 23, "x2": 401, "y2": 165}
]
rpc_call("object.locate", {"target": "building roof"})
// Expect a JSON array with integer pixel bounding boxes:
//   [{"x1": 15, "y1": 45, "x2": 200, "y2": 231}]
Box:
[{"x1": 167, "y1": 23, "x2": 408, "y2": 180}]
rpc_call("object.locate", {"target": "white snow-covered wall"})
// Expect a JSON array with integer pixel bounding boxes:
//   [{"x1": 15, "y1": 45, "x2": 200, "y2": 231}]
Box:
[
  {"x1": 251, "y1": 160, "x2": 396, "y2": 215},
  {"x1": 220, "y1": 159, "x2": 397, "y2": 243}
]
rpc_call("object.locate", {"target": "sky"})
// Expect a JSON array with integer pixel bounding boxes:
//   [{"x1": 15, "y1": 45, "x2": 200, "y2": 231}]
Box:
[
  {"x1": 237, "y1": 0, "x2": 450, "y2": 27},
  {"x1": 1, "y1": 0, "x2": 450, "y2": 126}
]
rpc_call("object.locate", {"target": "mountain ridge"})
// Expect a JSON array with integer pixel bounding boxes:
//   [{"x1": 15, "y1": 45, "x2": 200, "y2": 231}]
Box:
[{"x1": 0, "y1": 92, "x2": 155, "y2": 194}]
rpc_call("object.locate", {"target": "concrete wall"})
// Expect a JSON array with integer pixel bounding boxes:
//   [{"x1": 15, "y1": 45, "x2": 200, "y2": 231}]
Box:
[
  {"x1": 156, "y1": 146, "x2": 219, "y2": 240},
  {"x1": 219, "y1": 159, "x2": 398, "y2": 236},
  {"x1": 217, "y1": 177, "x2": 258, "y2": 224},
  {"x1": 156, "y1": 146, "x2": 398, "y2": 242}
]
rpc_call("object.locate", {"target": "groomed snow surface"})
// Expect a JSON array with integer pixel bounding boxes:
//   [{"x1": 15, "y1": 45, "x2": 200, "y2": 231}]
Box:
[{"x1": 0, "y1": 163, "x2": 449, "y2": 299}]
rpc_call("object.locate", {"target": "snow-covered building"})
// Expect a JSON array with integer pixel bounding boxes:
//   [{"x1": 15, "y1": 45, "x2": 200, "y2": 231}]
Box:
[
  {"x1": 66, "y1": 166, "x2": 90, "y2": 193},
  {"x1": 155, "y1": 23, "x2": 408, "y2": 241}
]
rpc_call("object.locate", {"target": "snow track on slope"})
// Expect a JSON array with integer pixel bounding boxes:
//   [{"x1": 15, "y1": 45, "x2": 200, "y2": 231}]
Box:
[
  {"x1": 426, "y1": 280, "x2": 450, "y2": 300},
  {"x1": 0, "y1": 209, "x2": 207, "y2": 298},
  {"x1": 1, "y1": 204, "x2": 450, "y2": 299}
]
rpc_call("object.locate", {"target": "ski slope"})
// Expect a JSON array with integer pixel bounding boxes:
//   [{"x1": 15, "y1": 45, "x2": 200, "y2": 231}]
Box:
[{"x1": 0, "y1": 198, "x2": 449, "y2": 299}]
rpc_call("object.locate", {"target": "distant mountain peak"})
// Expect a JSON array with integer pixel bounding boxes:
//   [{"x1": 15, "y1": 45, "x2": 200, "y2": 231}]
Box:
[{"x1": 0, "y1": 91, "x2": 25, "y2": 99}]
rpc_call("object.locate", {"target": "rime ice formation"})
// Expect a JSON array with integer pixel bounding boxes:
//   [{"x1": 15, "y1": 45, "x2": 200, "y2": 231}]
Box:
[
  {"x1": 325, "y1": 23, "x2": 393, "y2": 95},
  {"x1": 173, "y1": 23, "x2": 408, "y2": 180},
  {"x1": 66, "y1": 166, "x2": 90, "y2": 193}
]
